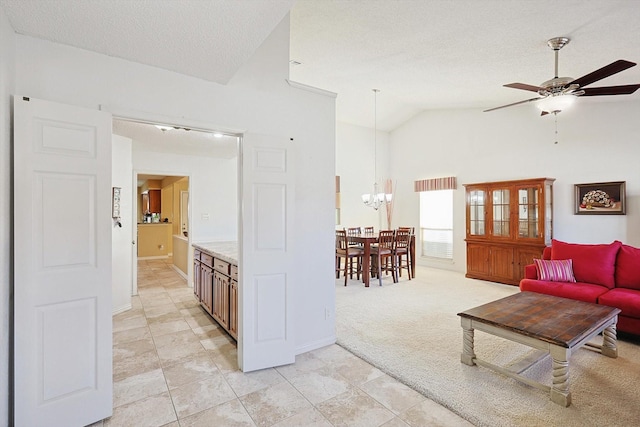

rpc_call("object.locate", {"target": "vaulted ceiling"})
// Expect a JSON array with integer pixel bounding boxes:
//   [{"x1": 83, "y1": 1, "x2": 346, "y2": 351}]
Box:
[{"x1": 2, "y1": 0, "x2": 640, "y2": 132}]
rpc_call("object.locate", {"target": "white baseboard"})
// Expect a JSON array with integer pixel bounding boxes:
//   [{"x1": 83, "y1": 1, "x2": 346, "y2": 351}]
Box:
[
  {"x1": 295, "y1": 335, "x2": 337, "y2": 355},
  {"x1": 112, "y1": 303, "x2": 132, "y2": 315},
  {"x1": 137, "y1": 255, "x2": 170, "y2": 260},
  {"x1": 172, "y1": 264, "x2": 188, "y2": 280}
]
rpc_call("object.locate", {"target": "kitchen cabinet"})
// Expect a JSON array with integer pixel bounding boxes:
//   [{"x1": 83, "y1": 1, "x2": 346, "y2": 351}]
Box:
[
  {"x1": 148, "y1": 189, "x2": 161, "y2": 213},
  {"x1": 192, "y1": 244, "x2": 238, "y2": 340},
  {"x1": 464, "y1": 178, "x2": 554, "y2": 285}
]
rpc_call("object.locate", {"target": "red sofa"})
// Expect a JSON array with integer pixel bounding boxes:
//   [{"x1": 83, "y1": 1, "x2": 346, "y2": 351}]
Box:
[{"x1": 520, "y1": 239, "x2": 640, "y2": 336}]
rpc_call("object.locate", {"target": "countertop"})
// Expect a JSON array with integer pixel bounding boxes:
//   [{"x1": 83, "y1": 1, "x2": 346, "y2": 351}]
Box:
[
  {"x1": 193, "y1": 241, "x2": 238, "y2": 265},
  {"x1": 137, "y1": 222, "x2": 172, "y2": 225}
]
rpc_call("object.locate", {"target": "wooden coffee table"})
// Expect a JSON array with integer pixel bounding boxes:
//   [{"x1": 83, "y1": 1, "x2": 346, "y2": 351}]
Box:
[{"x1": 457, "y1": 291, "x2": 621, "y2": 406}]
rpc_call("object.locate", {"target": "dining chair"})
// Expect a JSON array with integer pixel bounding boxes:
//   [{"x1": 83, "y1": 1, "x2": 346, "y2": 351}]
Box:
[
  {"x1": 336, "y1": 229, "x2": 363, "y2": 286},
  {"x1": 394, "y1": 228, "x2": 412, "y2": 280},
  {"x1": 370, "y1": 230, "x2": 397, "y2": 286},
  {"x1": 346, "y1": 227, "x2": 363, "y2": 248},
  {"x1": 363, "y1": 226, "x2": 374, "y2": 234}
]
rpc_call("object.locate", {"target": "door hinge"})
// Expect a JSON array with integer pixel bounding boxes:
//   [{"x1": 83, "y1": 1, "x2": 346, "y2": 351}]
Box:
[{"x1": 22, "y1": 96, "x2": 30, "y2": 101}]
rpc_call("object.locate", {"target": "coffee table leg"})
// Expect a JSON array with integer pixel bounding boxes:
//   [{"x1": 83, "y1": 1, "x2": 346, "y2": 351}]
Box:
[
  {"x1": 601, "y1": 323, "x2": 618, "y2": 358},
  {"x1": 460, "y1": 318, "x2": 476, "y2": 366},
  {"x1": 550, "y1": 345, "x2": 571, "y2": 407}
]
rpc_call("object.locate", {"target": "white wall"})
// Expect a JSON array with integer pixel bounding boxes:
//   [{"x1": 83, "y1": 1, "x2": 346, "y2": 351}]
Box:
[
  {"x1": 13, "y1": 14, "x2": 336, "y2": 355},
  {"x1": 112, "y1": 135, "x2": 133, "y2": 314},
  {"x1": 0, "y1": 7, "x2": 14, "y2": 424},
  {"x1": 132, "y1": 142, "x2": 238, "y2": 242},
  {"x1": 385, "y1": 101, "x2": 640, "y2": 272},
  {"x1": 336, "y1": 121, "x2": 390, "y2": 229}
]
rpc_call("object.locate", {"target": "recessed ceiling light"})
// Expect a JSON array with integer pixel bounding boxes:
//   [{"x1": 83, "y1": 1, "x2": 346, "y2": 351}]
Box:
[{"x1": 155, "y1": 125, "x2": 172, "y2": 131}]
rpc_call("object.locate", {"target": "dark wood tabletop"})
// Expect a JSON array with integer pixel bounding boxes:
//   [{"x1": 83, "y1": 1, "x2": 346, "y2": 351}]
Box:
[{"x1": 458, "y1": 292, "x2": 621, "y2": 348}]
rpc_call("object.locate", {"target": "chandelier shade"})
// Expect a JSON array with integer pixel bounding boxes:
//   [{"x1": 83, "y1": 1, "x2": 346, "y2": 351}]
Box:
[{"x1": 536, "y1": 94, "x2": 577, "y2": 113}]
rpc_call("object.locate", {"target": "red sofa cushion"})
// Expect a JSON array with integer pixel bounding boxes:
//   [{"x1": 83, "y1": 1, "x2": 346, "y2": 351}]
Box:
[
  {"x1": 599, "y1": 288, "x2": 640, "y2": 318},
  {"x1": 615, "y1": 243, "x2": 640, "y2": 290},
  {"x1": 519, "y1": 279, "x2": 609, "y2": 303},
  {"x1": 551, "y1": 239, "x2": 621, "y2": 289}
]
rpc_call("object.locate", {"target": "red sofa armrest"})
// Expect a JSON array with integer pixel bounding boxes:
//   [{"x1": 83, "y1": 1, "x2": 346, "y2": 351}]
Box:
[{"x1": 524, "y1": 264, "x2": 538, "y2": 279}]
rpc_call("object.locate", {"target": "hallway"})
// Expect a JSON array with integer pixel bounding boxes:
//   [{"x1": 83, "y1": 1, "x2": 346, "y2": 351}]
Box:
[{"x1": 100, "y1": 258, "x2": 467, "y2": 426}]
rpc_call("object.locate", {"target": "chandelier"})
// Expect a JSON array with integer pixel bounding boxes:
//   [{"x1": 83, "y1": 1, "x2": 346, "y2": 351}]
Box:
[{"x1": 362, "y1": 89, "x2": 392, "y2": 210}]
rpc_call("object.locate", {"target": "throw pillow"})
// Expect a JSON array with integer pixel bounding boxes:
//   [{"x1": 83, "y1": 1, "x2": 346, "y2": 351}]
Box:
[
  {"x1": 534, "y1": 258, "x2": 576, "y2": 283},
  {"x1": 614, "y1": 242, "x2": 640, "y2": 290},
  {"x1": 551, "y1": 239, "x2": 621, "y2": 288}
]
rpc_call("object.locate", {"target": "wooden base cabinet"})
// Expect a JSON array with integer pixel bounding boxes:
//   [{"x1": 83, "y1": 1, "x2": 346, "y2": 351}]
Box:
[
  {"x1": 192, "y1": 247, "x2": 238, "y2": 340},
  {"x1": 464, "y1": 178, "x2": 554, "y2": 286}
]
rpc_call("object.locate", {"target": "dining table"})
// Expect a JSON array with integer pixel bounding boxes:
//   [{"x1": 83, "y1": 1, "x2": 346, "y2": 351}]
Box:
[{"x1": 349, "y1": 231, "x2": 416, "y2": 287}]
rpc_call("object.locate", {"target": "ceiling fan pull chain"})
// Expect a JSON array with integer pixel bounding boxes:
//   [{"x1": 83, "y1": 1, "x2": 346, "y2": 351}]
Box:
[{"x1": 554, "y1": 112, "x2": 559, "y2": 144}]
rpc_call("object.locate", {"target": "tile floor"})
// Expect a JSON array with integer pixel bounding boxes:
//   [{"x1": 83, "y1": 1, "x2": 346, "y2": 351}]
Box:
[{"x1": 94, "y1": 258, "x2": 471, "y2": 427}]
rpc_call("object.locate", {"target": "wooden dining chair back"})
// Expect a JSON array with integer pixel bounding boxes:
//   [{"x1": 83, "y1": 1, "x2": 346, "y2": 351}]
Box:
[
  {"x1": 335, "y1": 229, "x2": 363, "y2": 286},
  {"x1": 363, "y1": 226, "x2": 374, "y2": 234},
  {"x1": 346, "y1": 227, "x2": 362, "y2": 247},
  {"x1": 370, "y1": 230, "x2": 397, "y2": 286},
  {"x1": 394, "y1": 228, "x2": 412, "y2": 280}
]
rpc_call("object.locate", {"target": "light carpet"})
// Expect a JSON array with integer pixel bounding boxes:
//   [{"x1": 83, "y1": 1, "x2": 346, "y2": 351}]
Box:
[{"x1": 335, "y1": 266, "x2": 640, "y2": 427}]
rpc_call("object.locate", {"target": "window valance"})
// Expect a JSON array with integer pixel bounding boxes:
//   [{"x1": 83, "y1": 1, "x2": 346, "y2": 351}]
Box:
[{"x1": 414, "y1": 177, "x2": 457, "y2": 192}]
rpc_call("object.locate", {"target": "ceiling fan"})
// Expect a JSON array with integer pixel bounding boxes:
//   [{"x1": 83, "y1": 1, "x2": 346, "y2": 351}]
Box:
[{"x1": 484, "y1": 37, "x2": 640, "y2": 115}]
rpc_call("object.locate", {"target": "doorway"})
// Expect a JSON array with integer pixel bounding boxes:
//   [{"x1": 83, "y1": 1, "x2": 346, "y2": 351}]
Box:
[{"x1": 111, "y1": 118, "x2": 239, "y2": 301}]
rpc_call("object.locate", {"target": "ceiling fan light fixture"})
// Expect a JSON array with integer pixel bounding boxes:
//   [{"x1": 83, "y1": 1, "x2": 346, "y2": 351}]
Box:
[{"x1": 536, "y1": 94, "x2": 577, "y2": 113}]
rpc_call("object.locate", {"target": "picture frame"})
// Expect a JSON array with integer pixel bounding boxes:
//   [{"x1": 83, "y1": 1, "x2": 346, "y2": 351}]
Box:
[{"x1": 574, "y1": 181, "x2": 626, "y2": 215}]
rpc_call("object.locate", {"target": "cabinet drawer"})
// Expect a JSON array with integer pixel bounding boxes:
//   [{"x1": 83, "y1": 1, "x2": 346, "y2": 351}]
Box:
[
  {"x1": 193, "y1": 249, "x2": 201, "y2": 261},
  {"x1": 214, "y1": 258, "x2": 230, "y2": 275},
  {"x1": 201, "y1": 253, "x2": 213, "y2": 267},
  {"x1": 231, "y1": 265, "x2": 238, "y2": 281}
]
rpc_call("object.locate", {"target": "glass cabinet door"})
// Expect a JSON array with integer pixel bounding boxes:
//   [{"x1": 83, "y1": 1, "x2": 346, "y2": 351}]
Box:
[
  {"x1": 468, "y1": 189, "x2": 485, "y2": 236},
  {"x1": 492, "y1": 189, "x2": 510, "y2": 237},
  {"x1": 517, "y1": 187, "x2": 540, "y2": 238}
]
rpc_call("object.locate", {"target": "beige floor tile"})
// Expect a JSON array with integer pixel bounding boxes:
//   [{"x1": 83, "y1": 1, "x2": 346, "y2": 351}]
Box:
[
  {"x1": 333, "y1": 353, "x2": 385, "y2": 385},
  {"x1": 381, "y1": 417, "x2": 411, "y2": 426},
  {"x1": 224, "y1": 367, "x2": 285, "y2": 397},
  {"x1": 192, "y1": 323, "x2": 227, "y2": 340},
  {"x1": 359, "y1": 374, "x2": 426, "y2": 415},
  {"x1": 169, "y1": 372, "x2": 237, "y2": 419},
  {"x1": 208, "y1": 344, "x2": 239, "y2": 374},
  {"x1": 113, "y1": 313, "x2": 148, "y2": 333},
  {"x1": 398, "y1": 398, "x2": 474, "y2": 427},
  {"x1": 310, "y1": 344, "x2": 355, "y2": 364},
  {"x1": 105, "y1": 391, "x2": 177, "y2": 427},
  {"x1": 288, "y1": 365, "x2": 354, "y2": 404},
  {"x1": 112, "y1": 337, "x2": 156, "y2": 364},
  {"x1": 270, "y1": 407, "x2": 333, "y2": 427},
  {"x1": 185, "y1": 312, "x2": 218, "y2": 329},
  {"x1": 162, "y1": 352, "x2": 219, "y2": 389},
  {"x1": 113, "y1": 326, "x2": 151, "y2": 346},
  {"x1": 316, "y1": 388, "x2": 395, "y2": 427},
  {"x1": 113, "y1": 368, "x2": 168, "y2": 408},
  {"x1": 148, "y1": 318, "x2": 192, "y2": 337},
  {"x1": 274, "y1": 352, "x2": 327, "y2": 381},
  {"x1": 156, "y1": 340, "x2": 207, "y2": 366},
  {"x1": 239, "y1": 381, "x2": 313, "y2": 427},
  {"x1": 179, "y1": 399, "x2": 257, "y2": 427},
  {"x1": 113, "y1": 349, "x2": 161, "y2": 382}
]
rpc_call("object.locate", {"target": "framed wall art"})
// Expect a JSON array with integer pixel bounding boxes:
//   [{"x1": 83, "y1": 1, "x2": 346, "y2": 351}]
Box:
[{"x1": 574, "y1": 181, "x2": 626, "y2": 215}]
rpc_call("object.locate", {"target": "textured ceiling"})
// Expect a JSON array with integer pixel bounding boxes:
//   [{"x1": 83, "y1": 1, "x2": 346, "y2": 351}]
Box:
[
  {"x1": 0, "y1": 0, "x2": 294, "y2": 84},
  {"x1": 2, "y1": 0, "x2": 640, "y2": 132}
]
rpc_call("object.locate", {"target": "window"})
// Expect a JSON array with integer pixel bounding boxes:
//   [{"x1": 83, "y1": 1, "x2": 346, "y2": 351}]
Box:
[{"x1": 420, "y1": 189, "x2": 453, "y2": 259}]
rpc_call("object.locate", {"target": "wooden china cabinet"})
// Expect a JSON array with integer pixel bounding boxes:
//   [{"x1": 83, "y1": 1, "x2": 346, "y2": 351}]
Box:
[{"x1": 464, "y1": 178, "x2": 554, "y2": 285}]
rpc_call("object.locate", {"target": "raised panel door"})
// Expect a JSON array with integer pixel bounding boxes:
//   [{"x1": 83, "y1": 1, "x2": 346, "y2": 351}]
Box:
[
  {"x1": 201, "y1": 264, "x2": 213, "y2": 314},
  {"x1": 466, "y1": 243, "x2": 490, "y2": 277},
  {"x1": 229, "y1": 280, "x2": 238, "y2": 339},
  {"x1": 148, "y1": 189, "x2": 161, "y2": 213},
  {"x1": 193, "y1": 258, "x2": 201, "y2": 301},
  {"x1": 490, "y1": 246, "x2": 515, "y2": 283},
  {"x1": 516, "y1": 247, "x2": 545, "y2": 282},
  {"x1": 213, "y1": 271, "x2": 230, "y2": 329}
]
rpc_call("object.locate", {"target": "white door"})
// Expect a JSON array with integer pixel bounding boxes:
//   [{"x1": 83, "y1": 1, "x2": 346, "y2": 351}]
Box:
[
  {"x1": 14, "y1": 96, "x2": 113, "y2": 425},
  {"x1": 239, "y1": 133, "x2": 295, "y2": 372}
]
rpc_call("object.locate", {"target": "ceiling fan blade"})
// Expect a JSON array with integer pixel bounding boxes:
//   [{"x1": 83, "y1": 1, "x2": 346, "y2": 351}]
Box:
[
  {"x1": 483, "y1": 97, "x2": 542, "y2": 112},
  {"x1": 580, "y1": 84, "x2": 640, "y2": 96},
  {"x1": 504, "y1": 83, "x2": 545, "y2": 92},
  {"x1": 568, "y1": 60, "x2": 636, "y2": 88},
  {"x1": 540, "y1": 111, "x2": 549, "y2": 116}
]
